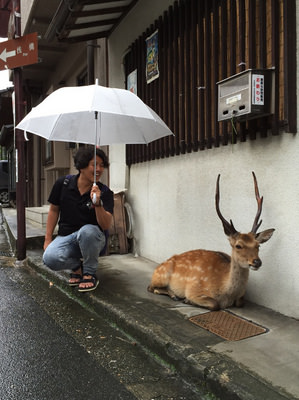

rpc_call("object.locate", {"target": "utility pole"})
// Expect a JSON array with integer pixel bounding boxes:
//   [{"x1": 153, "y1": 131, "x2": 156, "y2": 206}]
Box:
[{"x1": 13, "y1": 0, "x2": 26, "y2": 260}]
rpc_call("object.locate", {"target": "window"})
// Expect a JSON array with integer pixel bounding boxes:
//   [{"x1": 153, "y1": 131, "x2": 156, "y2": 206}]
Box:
[
  {"x1": 44, "y1": 141, "x2": 53, "y2": 165},
  {"x1": 1, "y1": 160, "x2": 8, "y2": 173}
]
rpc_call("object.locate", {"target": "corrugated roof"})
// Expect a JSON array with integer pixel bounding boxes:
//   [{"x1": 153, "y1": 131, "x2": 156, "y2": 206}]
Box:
[{"x1": 45, "y1": 0, "x2": 139, "y2": 43}]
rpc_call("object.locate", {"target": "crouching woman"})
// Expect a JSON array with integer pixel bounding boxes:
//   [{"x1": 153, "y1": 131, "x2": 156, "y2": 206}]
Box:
[{"x1": 43, "y1": 146, "x2": 114, "y2": 292}]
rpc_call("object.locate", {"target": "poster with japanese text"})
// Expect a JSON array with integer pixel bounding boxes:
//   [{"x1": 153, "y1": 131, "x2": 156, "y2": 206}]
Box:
[{"x1": 146, "y1": 30, "x2": 159, "y2": 84}]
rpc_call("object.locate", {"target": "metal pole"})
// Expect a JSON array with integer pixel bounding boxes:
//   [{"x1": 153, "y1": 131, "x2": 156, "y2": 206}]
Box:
[
  {"x1": 87, "y1": 40, "x2": 95, "y2": 85},
  {"x1": 13, "y1": 0, "x2": 26, "y2": 260}
]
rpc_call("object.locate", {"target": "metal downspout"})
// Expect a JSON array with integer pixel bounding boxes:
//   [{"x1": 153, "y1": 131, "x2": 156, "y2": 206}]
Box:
[{"x1": 87, "y1": 40, "x2": 95, "y2": 85}]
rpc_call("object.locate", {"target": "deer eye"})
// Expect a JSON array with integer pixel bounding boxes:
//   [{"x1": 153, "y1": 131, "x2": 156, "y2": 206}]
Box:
[{"x1": 236, "y1": 244, "x2": 243, "y2": 249}]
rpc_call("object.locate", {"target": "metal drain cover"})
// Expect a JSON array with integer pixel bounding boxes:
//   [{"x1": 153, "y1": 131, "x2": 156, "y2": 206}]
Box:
[{"x1": 189, "y1": 310, "x2": 267, "y2": 341}]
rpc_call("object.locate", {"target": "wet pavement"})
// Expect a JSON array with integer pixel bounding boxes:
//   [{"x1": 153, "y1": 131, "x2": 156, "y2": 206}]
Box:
[
  {"x1": 0, "y1": 219, "x2": 203, "y2": 400},
  {"x1": 1, "y1": 206, "x2": 299, "y2": 400},
  {"x1": 0, "y1": 261, "x2": 136, "y2": 399}
]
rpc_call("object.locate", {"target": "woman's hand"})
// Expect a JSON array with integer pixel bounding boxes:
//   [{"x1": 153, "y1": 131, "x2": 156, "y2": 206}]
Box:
[
  {"x1": 90, "y1": 183, "x2": 102, "y2": 206},
  {"x1": 43, "y1": 237, "x2": 52, "y2": 251}
]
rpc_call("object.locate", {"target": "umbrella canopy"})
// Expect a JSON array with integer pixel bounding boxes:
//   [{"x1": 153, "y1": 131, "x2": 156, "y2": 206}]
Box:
[{"x1": 16, "y1": 83, "x2": 173, "y2": 146}]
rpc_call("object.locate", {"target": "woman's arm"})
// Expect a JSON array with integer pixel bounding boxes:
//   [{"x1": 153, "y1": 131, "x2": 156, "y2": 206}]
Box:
[
  {"x1": 91, "y1": 184, "x2": 113, "y2": 230},
  {"x1": 94, "y1": 205, "x2": 113, "y2": 230},
  {"x1": 43, "y1": 204, "x2": 60, "y2": 250}
]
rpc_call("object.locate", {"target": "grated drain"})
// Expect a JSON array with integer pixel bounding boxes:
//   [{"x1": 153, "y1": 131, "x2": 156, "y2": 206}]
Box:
[{"x1": 189, "y1": 310, "x2": 267, "y2": 341}]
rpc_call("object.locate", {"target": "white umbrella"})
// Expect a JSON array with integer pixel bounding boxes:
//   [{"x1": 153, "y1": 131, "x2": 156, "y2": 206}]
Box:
[
  {"x1": 16, "y1": 83, "x2": 173, "y2": 146},
  {"x1": 16, "y1": 82, "x2": 173, "y2": 203}
]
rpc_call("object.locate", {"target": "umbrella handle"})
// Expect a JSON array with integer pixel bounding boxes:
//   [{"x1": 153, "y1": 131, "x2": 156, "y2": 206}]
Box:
[{"x1": 92, "y1": 183, "x2": 98, "y2": 205}]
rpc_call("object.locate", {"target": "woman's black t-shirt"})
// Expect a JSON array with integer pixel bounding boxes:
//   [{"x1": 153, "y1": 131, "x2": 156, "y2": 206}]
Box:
[{"x1": 48, "y1": 174, "x2": 114, "y2": 236}]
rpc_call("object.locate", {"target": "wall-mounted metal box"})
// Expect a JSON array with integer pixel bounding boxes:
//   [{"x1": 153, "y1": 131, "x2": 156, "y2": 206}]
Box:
[{"x1": 217, "y1": 69, "x2": 274, "y2": 122}]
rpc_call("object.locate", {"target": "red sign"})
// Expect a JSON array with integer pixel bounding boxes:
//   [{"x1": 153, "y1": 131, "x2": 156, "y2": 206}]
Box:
[{"x1": 0, "y1": 32, "x2": 38, "y2": 71}]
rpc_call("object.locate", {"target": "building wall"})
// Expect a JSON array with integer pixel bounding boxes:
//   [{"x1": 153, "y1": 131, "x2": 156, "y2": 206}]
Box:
[{"x1": 108, "y1": 0, "x2": 299, "y2": 319}]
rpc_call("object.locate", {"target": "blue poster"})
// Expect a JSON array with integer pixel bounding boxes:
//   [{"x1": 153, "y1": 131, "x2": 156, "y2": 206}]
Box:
[
  {"x1": 146, "y1": 30, "x2": 159, "y2": 84},
  {"x1": 127, "y1": 69, "x2": 137, "y2": 94}
]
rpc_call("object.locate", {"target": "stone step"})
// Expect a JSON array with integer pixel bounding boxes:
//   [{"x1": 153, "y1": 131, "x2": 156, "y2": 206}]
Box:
[{"x1": 26, "y1": 205, "x2": 50, "y2": 227}]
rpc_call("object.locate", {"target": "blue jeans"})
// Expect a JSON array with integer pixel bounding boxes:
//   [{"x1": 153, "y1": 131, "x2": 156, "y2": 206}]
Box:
[{"x1": 43, "y1": 224, "x2": 106, "y2": 276}]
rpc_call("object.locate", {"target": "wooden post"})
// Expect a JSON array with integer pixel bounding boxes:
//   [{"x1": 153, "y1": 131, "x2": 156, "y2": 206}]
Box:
[{"x1": 13, "y1": 0, "x2": 26, "y2": 260}]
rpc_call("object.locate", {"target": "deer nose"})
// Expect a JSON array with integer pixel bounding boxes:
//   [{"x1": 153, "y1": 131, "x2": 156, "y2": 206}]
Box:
[{"x1": 252, "y1": 259, "x2": 262, "y2": 269}]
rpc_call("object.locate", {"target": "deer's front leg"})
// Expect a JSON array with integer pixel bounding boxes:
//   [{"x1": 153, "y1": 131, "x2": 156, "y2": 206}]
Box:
[
  {"x1": 147, "y1": 285, "x2": 182, "y2": 301},
  {"x1": 185, "y1": 295, "x2": 220, "y2": 311}
]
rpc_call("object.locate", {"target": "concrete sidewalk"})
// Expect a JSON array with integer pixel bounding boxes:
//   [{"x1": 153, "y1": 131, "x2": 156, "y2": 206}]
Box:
[{"x1": 2, "y1": 207, "x2": 298, "y2": 399}]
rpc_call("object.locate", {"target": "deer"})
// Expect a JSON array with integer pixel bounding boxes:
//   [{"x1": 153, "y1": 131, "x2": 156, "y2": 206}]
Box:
[{"x1": 147, "y1": 172, "x2": 275, "y2": 310}]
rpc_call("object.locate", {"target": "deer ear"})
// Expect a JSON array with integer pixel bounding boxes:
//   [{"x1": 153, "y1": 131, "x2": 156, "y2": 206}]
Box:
[{"x1": 256, "y1": 228, "x2": 275, "y2": 243}]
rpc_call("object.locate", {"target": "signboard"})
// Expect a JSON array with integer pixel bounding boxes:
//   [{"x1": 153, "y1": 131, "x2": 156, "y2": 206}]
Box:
[
  {"x1": 252, "y1": 74, "x2": 265, "y2": 105},
  {"x1": 0, "y1": 32, "x2": 38, "y2": 71}
]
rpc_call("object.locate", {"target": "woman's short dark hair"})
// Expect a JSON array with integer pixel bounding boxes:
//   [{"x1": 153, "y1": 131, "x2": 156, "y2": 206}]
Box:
[{"x1": 74, "y1": 146, "x2": 109, "y2": 171}]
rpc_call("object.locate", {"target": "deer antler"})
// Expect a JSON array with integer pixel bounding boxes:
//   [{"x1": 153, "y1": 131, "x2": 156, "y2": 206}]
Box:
[
  {"x1": 251, "y1": 171, "x2": 263, "y2": 233},
  {"x1": 215, "y1": 174, "x2": 238, "y2": 236}
]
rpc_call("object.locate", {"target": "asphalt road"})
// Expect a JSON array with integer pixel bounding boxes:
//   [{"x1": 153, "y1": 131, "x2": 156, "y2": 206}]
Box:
[
  {"x1": 0, "y1": 224, "x2": 199, "y2": 400},
  {"x1": 0, "y1": 261, "x2": 137, "y2": 400}
]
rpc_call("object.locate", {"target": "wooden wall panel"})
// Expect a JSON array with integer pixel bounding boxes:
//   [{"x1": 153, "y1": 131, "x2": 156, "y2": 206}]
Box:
[{"x1": 124, "y1": 0, "x2": 296, "y2": 165}]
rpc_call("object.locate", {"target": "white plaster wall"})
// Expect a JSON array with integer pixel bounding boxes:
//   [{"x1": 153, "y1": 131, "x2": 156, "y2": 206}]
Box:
[
  {"x1": 108, "y1": 0, "x2": 299, "y2": 318},
  {"x1": 127, "y1": 135, "x2": 299, "y2": 318},
  {"x1": 109, "y1": 144, "x2": 127, "y2": 193}
]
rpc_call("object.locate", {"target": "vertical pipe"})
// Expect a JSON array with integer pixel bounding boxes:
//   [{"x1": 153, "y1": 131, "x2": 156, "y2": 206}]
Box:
[{"x1": 87, "y1": 40, "x2": 95, "y2": 85}]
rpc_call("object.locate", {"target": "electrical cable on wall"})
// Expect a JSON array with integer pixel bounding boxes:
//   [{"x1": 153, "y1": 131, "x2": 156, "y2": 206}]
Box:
[{"x1": 231, "y1": 114, "x2": 238, "y2": 150}]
